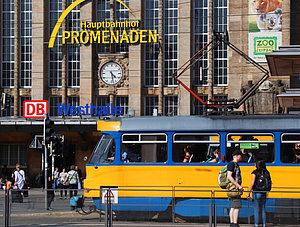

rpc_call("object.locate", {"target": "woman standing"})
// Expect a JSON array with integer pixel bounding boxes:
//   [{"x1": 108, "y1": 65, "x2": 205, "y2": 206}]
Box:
[
  {"x1": 58, "y1": 168, "x2": 68, "y2": 199},
  {"x1": 247, "y1": 159, "x2": 271, "y2": 227}
]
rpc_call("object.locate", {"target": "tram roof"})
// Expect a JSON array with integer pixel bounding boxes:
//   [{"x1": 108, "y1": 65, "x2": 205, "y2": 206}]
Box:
[{"x1": 116, "y1": 115, "x2": 300, "y2": 131}]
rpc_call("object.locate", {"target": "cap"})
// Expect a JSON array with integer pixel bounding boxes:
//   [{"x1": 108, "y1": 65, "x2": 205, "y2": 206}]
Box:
[{"x1": 232, "y1": 149, "x2": 242, "y2": 156}]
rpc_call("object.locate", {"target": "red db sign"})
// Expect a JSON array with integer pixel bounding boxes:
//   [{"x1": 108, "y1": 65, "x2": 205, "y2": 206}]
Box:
[{"x1": 23, "y1": 100, "x2": 48, "y2": 118}]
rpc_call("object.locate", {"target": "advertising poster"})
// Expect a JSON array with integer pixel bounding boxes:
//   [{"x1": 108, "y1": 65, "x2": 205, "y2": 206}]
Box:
[{"x1": 249, "y1": 0, "x2": 283, "y2": 62}]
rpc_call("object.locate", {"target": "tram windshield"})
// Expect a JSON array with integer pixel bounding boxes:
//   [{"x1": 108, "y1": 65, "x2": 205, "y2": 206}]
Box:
[{"x1": 89, "y1": 134, "x2": 115, "y2": 164}]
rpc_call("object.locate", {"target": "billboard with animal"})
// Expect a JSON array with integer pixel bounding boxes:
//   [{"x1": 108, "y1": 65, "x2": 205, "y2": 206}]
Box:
[{"x1": 249, "y1": 0, "x2": 283, "y2": 62}]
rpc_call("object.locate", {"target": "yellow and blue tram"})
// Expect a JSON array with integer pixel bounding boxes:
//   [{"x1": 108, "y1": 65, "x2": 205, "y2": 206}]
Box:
[{"x1": 84, "y1": 115, "x2": 300, "y2": 218}]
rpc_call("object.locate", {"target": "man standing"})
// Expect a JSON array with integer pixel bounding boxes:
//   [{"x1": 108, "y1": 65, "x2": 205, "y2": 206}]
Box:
[
  {"x1": 66, "y1": 165, "x2": 79, "y2": 198},
  {"x1": 227, "y1": 150, "x2": 244, "y2": 227}
]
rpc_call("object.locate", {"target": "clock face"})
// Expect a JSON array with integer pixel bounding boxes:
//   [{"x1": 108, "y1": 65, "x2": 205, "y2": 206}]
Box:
[{"x1": 100, "y1": 62, "x2": 123, "y2": 85}]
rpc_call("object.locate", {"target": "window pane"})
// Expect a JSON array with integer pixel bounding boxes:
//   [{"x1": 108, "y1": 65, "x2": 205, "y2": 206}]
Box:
[
  {"x1": 281, "y1": 133, "x2": 300, "y2": 163},
  {"x1": 226, "y1": 134, "x2": 275, "y2": 163},
  {"x1": 174, "y1": 134, "x2": 220, "y2": 142},
  {"x1": 173, "y1": 142, "x2": 220, "y2": 163},
  {"x1": 121, "y1": 143, "x2": 167, "y2": 163}
]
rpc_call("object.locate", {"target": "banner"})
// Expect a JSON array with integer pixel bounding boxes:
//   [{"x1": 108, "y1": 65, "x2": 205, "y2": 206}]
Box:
[{"x1": 248, "y1": 0, "x2": 282, "y2": 62}]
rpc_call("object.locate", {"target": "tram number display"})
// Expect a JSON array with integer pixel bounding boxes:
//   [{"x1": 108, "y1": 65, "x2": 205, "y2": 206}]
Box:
[
  {"x1": 102, "y1": 187, "x2": 118, "y2": 204},
  {"x1": 240, "y1": 143, "x2": 259, "y2": 149}
]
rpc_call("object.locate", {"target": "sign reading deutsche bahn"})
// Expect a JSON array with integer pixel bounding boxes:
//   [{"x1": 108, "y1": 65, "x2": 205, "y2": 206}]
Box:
[{"x1": 23, "y1": 100, "x2": 48, "y2": 118}]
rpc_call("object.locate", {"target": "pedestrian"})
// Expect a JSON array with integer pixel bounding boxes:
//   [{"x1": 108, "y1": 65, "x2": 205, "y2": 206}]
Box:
[
  {"x1": 227, "y1": 149, "x2": 244, "y2": 227},
  {"x1": 58, "y1": 168, "x2": 68, "y2": 199},
  {"x1": 12, "y1": 164, "x2": 25, "y2": 191},
  {"x1": 247, "y1": 159, "x2": 271, "y2": 227},
  {"x1": 65, "y1": 165, "x2": 79, "y2": 199},
  {"x1": 47, "y1": 167, "x2": 55, "y2": 211},
  {"x1": 53, "y1": 167, "x2": 59, "y2": 190},
  {"x1": 75, "y1": 165, "x2": 82, "y2": 189}
]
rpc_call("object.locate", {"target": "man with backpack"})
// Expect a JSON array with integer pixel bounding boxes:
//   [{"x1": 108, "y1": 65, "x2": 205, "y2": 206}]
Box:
[
  {"x1": 227, "y1": 149, "x2": 244, "y2": 227},
  {"x1": 247, "y1": 159, "x2": 271, "y2": 227}
]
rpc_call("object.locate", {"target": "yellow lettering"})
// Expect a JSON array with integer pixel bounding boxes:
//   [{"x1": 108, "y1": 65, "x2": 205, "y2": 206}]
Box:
[
  {"x1": 149, "y1": 30, "x2": 158, "y2": 43},
  {"x1": 81, "y1": 20, "x2": 86, "y2": 29},
  {"x1": 80, "y1": 31, "x2": 89, "y2": 44},
  {"x1": 111, "y1": 31, "x2": 119, "y2": 43},
  {"x1": 140, "y1": 30, "x2": 147, "y2": 43},
  {"x1": 62, "y1": 31, "x2": 71, "y2": 44},
  {"x1": 102, "y1": 31, "x2": 109, "y2": 43},
  {"x1": 90, "y1": 31, "x2": 101, "y2": 43},
  {"x1": 120, "y1": 30, "x2": 129, "y2": 43},
  {"x1": 130, "y1": 30, "x2": 139, "y2": 43},
  {"x1": 71, "y1": 31, "x2": 79, "y2": 44}
]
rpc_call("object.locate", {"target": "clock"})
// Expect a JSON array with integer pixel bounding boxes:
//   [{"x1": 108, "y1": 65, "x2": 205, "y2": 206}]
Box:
[{"x1": 100, "y1": 62, "x2": 123, "y2": 85}]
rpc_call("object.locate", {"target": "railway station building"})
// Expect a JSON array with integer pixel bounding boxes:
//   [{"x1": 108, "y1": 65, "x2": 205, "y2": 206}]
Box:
[{"x1": 0, "y1": 0, "x2": 299, "y2": 178}]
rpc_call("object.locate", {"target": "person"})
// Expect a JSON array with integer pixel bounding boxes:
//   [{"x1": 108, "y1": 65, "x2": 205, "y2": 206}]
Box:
[
  {"x1": 58, "y1": 168, "x2": 68, "y2": 199},
  {"x1": 53, "y1": 167, "x2": 59, "y2": 190},
  {"x1": 204, "y1": 147, "x2": 221, "y2": 163},
  {"x1": 75, "y1": 165, "x2": 82, "y2": 189},
  {"x1": 183, "y1": 145, "x2": 192, "y2": 163},
  {"x1": 1, "y1": 164, "x2": 9, "y2": 180},
  {"x1": 46, "y1": 167, "x2": 54, "y2": 211},
  {"x1": 227, "y1": 149, "x2": 244, "y2": 227},
  {"x1": 12, "y1": 164, "x2": 25, "y2": 191},
  {"x1": 293, "y1": 143, "x2": 300, "y2": 163},
  {"x1": 65, "y1": 165, "x2": 79, "y2": 199},
  {"x1": 247, "y1": 159, "x2": 270, "y2": 227}
]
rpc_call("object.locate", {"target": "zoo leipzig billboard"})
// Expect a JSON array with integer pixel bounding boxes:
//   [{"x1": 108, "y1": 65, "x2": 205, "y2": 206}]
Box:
[
  {"x1": 48, "y1": 0, "x2": 157, "y2": 48},
  {"x1": 249, "y1": 0, "x2": 282, "y2": 62}
]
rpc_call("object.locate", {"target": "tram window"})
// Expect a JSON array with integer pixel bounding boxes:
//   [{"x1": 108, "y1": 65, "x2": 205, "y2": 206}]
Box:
[
  {"x1": 173, "y1": 133, "x2": 220, "y2": 163},
  {"x1": 89, "y1": 134, "x2": 116, "y2": 164},
  {"x1": 121, "y1": 134, "x2": 167, "y2": 163},
  {"x1": 280, "y1": 133, "x2": 300, "y2": 163},
  {"x1": 226, "y1": 133, "x2": 274, "y2": 163}
]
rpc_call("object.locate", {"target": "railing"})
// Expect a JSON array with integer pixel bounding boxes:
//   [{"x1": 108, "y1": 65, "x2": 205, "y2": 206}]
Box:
[{"x1": 2, "y1": 187, "x2": 300, "y2": 227}]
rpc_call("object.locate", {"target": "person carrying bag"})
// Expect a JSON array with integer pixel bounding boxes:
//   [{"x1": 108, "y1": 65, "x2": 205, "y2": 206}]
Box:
[{"x1": 227, "y1": 149, "x2": 244, "y2": 227}]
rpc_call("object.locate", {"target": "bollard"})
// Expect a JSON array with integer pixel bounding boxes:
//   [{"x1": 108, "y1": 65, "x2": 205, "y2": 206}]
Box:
[
  {"x1": 209, "y1": 203, "x2": 212, "y2": 227},
  {"x1": 105, "y1": 189, "x2": 113, "y2": 227},
  {"x1": 4, "y1": 188, "x2": 10, "y2": 227},
  {"x1": 171, "y1": 187, "x2": 175, "y2": 223}
]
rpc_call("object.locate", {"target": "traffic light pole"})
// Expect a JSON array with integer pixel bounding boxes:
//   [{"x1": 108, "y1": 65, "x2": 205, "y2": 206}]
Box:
[{"x1": 43, "y1": 114, "x2": 48, "y2": 210}]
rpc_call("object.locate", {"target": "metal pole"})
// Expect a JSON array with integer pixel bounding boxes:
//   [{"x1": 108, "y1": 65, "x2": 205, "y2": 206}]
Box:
[
  {"x1": 105, "y1": 191, "x2": 108, "y2": 227},
  {"x1": 99, "y1": 187, "x2": 102, "y2": 222},
  {"x1": 43, "y1": 114, "x2": 48, "y2": 210},
  {"x1": 172, "y1": 187, "x2": 175, "y2": 223},
  {"x1": 109, "y1": 189, "x2": 112, "y2": 227},
  {"x1": 209, "y1": 190, "x2": 212, "y2": 227}
]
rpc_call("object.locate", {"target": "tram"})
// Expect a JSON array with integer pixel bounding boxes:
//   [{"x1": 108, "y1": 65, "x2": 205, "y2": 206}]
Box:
[{"x1": 84, "y1": 115, "x2": 300, "y2": 218}]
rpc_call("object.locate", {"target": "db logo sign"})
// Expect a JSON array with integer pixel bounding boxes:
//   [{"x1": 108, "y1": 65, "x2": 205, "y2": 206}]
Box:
[{"x1": 23, "y1": 100, "x2": 48, "y2": 118}]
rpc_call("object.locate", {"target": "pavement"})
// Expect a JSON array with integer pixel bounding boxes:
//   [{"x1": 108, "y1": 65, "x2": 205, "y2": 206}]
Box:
[{"x1": 1, "y1": 189, "x2": 299, "y2": 226}]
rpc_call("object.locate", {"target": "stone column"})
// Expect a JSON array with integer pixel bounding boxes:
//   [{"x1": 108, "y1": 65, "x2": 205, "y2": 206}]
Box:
[
  {"x1": 178, "y1": 0, "x2": 191, "y2": 115},
  {"x1": 62, "y1": 0, "x2": 68, "y2": 105},
  {"x1": 32, "y1": 0, "x2": 46, "y2": 100},
  {"x1": 158, "y1": 0, "x2": 164, "y2": 115},
  {"x1": 13, "y1": 0, "x2": 21, "y2": 116},
  {"x1": 80, "y1": 1, "x2": 93, "y2": 106},
  {"x1": 128, "y1": 0, "x2": 142, "y2": 116}
]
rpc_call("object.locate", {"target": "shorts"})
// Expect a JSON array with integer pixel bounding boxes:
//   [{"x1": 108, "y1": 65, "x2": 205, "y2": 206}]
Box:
[{"x1": 230, "y1": 196, "x2": 242, "y2": 209}]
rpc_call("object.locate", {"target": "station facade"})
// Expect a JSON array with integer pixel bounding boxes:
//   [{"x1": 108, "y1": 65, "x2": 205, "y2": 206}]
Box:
[{"x1": 0, "y1": 0, "x2": 297, "y2": 178}]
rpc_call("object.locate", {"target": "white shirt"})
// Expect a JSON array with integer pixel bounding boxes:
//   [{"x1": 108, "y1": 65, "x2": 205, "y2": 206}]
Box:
[
  {"x1": 14, "y1": 170, "x2": 25, "y2": 189},
  {"x1": 59, "y1": 172, "x2": 68, "y2": 185}
]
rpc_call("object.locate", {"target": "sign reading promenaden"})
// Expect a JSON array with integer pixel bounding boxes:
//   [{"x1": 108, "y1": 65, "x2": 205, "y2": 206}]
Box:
[
  {"x1": 48, "y1": 0, "x2": 158, "y2": 48},
  {"x1": 63, "y1": 20, "x2": 157, "y2": 45}
]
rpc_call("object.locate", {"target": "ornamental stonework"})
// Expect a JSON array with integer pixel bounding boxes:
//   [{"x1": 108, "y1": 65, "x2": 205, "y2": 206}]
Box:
[{"x1": 98, "y1": 54, "x2": 129, "y2": 90}]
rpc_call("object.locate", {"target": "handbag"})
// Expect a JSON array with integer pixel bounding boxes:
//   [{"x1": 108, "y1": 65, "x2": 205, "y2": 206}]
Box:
[{"x1": 227, "y1": 183, "x2": 243, "y2": 197}]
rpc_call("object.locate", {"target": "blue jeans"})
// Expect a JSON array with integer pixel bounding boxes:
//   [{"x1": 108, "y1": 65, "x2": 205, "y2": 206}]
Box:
[
  {"x1": 253, "y1": 192, "x2": 266, "y2": 226},
  {"x1": 53, "y1": 178, "x2": 58, "y2": 189}
]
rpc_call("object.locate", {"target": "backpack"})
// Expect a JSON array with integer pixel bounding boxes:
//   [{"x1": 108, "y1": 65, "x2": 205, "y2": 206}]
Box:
[
  {"x1": 254, "y1": 169, "x2": 272, "y2": 191},
  {"x1": 218, "y1": 162, "x2": 238, "y2": 189},
  {"x1": 218, "y1": 165, "x2": 229, "y2": 189}
]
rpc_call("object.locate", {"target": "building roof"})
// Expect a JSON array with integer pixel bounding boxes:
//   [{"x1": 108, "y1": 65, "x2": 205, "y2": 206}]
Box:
[
  {"x1": 118, "y1": 115, "x2": 300, "y2": 131},
  {"x1": 266, "y1": 45, "x2": 300, "y2": 76}
]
